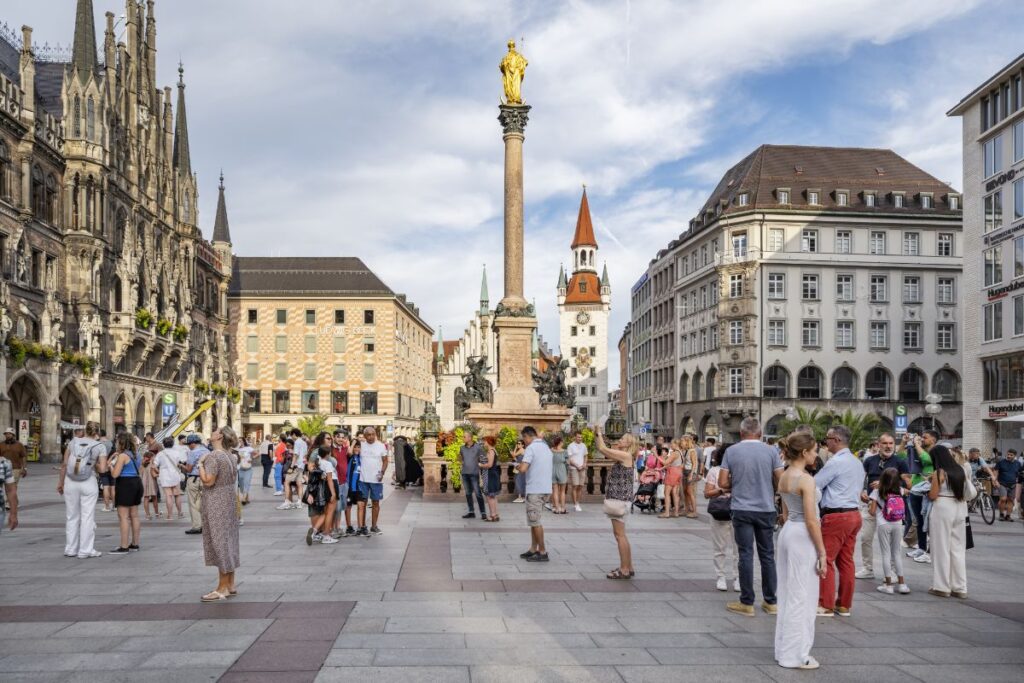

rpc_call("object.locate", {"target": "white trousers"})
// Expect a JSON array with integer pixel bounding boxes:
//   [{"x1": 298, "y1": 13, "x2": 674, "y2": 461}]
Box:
[
  {"x1": 859, "y1": 504, "x2": 876, "y2": 571},
  {"x1": 929, "y1": 497, "x2": 967, "y2": 594},
  {"x1": 64, "y1": 477, "x2": 99, "y2": 556},
  {"x1": 774, "y1": 521, "x2": 819, "y2": 668},
  {"x1": 710, "y1": 518, "x2": 739, "y2": 580}
]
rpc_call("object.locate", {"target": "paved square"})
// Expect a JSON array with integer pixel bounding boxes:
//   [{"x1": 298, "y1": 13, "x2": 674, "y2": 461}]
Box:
[{"x1": 1, "y1": 463, "x2": 1022, "y2": 681}]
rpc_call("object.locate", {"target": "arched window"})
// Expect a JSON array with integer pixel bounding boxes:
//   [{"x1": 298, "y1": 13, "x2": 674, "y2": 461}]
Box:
[
  {"x1": 111, "y1": 275, "x2": 123, "y2": 312},
  {"x1": 797, "y1": 366, "x2": 823, "y2": 399},
  {"x1": 115, "y1": 208, "x2": 127, "y2": 251},
  {"x1": 679, "y1": 372, "x2": 689, "y2": 402},
  {"x1": 182, "y1": 191, "x2": 191, "y2": 223},
  {"x1": 831, "y1": 367, "x2": 858, "y2": 399},
  {"x1": 933, "y1": 369, "x2": 961, "y2": 402},
  {"x1": 692, "y1": 370, "x2": 703, "y2": 400},
  {"x1": 705, "y1": 367, "x2": 717, "y2": 400},
  {"x1": 763, "y1": 365, "x2": 790, "y2": 398},
  {"x1": 45, "y1": 175, "x2": 58, "y2": 224},
  {"x1": 73, "y1": 95, "x2": 82, "y2": 137},
  {"x1": 865, "y1": 367, "x2": 891, "y2": 400},
  {"x1": 0, "y1": 140, "x2": 9, "y2": 200},
  {"x1": 31, "y1": 165, "x2": 45, "y2": 217},
  {"x1": 898, "y1": 368, "x2": 926, "y2": 401},
  {"x1": 86, "y1": 96, "x2": 95, "y2": 141}
]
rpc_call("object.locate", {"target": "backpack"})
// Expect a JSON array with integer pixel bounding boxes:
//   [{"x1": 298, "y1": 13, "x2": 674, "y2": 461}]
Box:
[
  {"x1": 882, "y1": 494, "x2": 905, "y2": 523},
  {"x1": 66, "y1": 439, "x2": 104, "y2": 482}
]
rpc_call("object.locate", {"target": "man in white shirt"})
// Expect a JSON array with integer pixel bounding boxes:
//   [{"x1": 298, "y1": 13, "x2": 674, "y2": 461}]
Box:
[
  {"x1": 703, "y1": 438, "x2": 717, "y2": 475},
  {"x1": 517, "y1": 426, "x2": 553, "y2": 562},
  {"x1": 358, "y1": 427, "x2": 389, "y2": 535},
  {"x1": 566, "y1": 433, "x2": 589, "y2": 513}
]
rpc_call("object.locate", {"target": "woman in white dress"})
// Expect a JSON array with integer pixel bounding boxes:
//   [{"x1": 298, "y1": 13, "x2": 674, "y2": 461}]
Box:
[{"x1": 774, "y1": 431, "x2": 828, "y2": 670}]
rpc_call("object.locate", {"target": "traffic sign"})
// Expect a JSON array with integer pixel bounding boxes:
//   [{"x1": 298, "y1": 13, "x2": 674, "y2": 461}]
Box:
[{"x1": 894, "y1": 404, "x2": 908, "y2": 434}]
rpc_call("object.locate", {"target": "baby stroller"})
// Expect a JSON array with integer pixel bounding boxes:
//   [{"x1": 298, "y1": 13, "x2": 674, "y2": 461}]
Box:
[{"x1": 633, "y1": 453, "x2": 665, "y2": 514}]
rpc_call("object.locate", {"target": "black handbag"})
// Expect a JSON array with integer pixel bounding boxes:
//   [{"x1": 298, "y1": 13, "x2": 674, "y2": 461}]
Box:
[
  {"x1": 707, "y1": 494, "x2": 732, "y2": 521},
  {"x1": 965, "y1": 515, "x2": 974, "y2": 550}
]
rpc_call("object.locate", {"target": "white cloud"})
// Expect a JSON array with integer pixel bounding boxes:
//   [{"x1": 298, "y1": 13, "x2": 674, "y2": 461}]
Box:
[{"x1": 7, "y1": 0, "x2": 1002, "y2": 389}]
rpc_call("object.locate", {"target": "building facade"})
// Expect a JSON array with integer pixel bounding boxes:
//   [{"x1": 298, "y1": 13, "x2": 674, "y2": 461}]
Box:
[
  {"x1": 228, "y1": 257, "x2": 433, "y2": 442},
  {"x1": 0, "y1": 1, "x2": 235, "y2": 461},
  {"x1": 617, "y1": 322, "x2": 629, "y2": 414},
  {"x1": 949, "y1": 54, "x2": 1024, "y2": 453},
  {"x1": 672, "y1": 145, "x2": 963, "y2": 442},
  {"x1": 557, "y1": 190, "x2": 611, "y2": 424},
  {"x1": 433, "y1": 267, "x2": 498, "y2": 430},
  {"x1": 627, "y1": 272, "x2": 651, "y2": 431}
]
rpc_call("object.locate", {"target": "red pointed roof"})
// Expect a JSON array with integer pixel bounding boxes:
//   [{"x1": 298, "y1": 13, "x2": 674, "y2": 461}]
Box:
[
  {"x1": 571, "y1": 189, "x2": 598, "y2": 249},
  {"x1": 564, "y1": 272, "x2": 602, "y2": 304}
]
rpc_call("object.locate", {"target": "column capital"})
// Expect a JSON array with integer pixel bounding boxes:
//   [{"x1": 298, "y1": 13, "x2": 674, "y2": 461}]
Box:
[{"x1": 498, "y1": 104, "x2": 531, "y2": 137}]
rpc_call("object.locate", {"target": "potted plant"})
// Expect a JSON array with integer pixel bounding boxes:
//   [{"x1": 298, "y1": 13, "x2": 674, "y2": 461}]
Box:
[
  {"x1": 156, "y1": 317, "x2": 172, "y2": 337},
  {"x1": 173, "y1": 324, "x2": 188, "y2": 342},
  {"x1": 135, "y1": 308, "x2": 153, "y2": 330}
]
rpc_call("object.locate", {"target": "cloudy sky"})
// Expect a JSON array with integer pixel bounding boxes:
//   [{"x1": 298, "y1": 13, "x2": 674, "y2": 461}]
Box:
[{"x1": 8, "y1": 0, "x2": 1024, "y2": 387}]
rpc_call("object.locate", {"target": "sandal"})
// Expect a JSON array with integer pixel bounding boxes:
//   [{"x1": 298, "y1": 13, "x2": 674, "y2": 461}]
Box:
[
  {"x1": 606, "y1": 568, "x2": 633, "y2": 580},
  {"x1": 201, "y1": 591, "x2": 227, "y2": 602},
  {"x1": 657, "y1": 514, "x2": 670, "y2": 519},
  {"x1": 227, "y1": 590, "x2": 237, "y2": 598}
]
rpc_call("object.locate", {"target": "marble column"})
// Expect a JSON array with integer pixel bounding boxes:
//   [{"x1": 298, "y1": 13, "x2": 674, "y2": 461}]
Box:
[{"x1": 497, "y1": 104, "x2": 530, "y2": 312}]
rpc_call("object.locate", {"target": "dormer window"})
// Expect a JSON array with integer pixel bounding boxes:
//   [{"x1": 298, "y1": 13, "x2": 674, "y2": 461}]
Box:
[
  {"x1": 921, "y1": 194, "x2": 933, "y2": 209},
  {"x1": 777, "y1": 188, "x2": 790, "y2": 204},
  {"x1": 893, "y1": 193, "x2": 905, "y2": 208},
  {"x1": 865, "y1": 192, "x2": 876, "y2": 207},
  {"x1": 807, "y1": 190, "x2": 820, "y2": 205},
  {"x1": 737, "y1": 193, "x2": 749, "y2": 207},
  {"x1": 948, "y1": 194, "x2": 961, "y2": 211},
  {"x1": 836, "y1": 191, "x2": 848, "y2": 207},
  {"x1": 579, "y1": 281, "x2": 587, "y2": 293}
]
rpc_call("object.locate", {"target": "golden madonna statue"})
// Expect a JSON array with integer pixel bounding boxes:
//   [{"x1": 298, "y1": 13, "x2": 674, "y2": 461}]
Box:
[{"x1": 499, "y1": 39, "x2": 528, "y2": 105}]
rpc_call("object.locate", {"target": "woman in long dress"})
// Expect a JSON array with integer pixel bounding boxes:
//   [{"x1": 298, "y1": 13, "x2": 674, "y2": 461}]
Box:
[
  {"x1": 774, "y1": 431, "x2": 828, "y2": 670},
  {"x1": 198, "y1": 425, "x2": 241, "y2": 602}
]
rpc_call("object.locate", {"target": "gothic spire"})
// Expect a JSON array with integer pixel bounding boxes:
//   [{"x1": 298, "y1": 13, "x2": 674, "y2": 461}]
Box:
[
  {"x1": 213, "y1": 171, "x2": 232, "y2": 244},
  {"x1": 435, "y1": 326, "x2": 444, "y2": 360},
  {"x1": 479, "y1": 264, "x2": 489, "y2": 313},
  {"x1": 173, "y1": 63, "x2": 192, "y2": 175},
  {"x1": 601, "y1": 263, "x2": 610, "y2": 287},
  {"x1": 571, "y1": 187, "x2": 597, "y2": 249},
  {"x1": 71, "y1": 0, "x2": 99, "y2": 82}
]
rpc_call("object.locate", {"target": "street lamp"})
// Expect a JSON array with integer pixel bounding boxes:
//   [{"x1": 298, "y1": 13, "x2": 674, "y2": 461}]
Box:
[{"x1": 924, "y1": 393, "x2": 942, "y2": 431}]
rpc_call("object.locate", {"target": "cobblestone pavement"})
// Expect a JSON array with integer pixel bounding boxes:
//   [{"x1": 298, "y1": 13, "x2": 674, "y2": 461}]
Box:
[{"x1": 1, "y1": 462, "x2": 1022, "y2": 682}]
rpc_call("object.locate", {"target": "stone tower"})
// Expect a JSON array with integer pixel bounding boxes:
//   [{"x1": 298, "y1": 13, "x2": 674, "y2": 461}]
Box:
[{"x1": 557, "y1": 189, "x2": 611, "y2": 424}]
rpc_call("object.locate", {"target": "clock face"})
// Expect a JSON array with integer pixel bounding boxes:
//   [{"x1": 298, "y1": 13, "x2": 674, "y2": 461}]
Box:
[{"x1": 576, "y1": 312, "x2": 590, "y2": 325}]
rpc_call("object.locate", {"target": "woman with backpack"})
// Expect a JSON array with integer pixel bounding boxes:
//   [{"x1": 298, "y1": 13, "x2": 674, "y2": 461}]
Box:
[
  {"x1": 927, "y1": 445, "x2": 972, "y2": 598},
  {"x1": 109, "y1": 432, "x2": 143, "y2": 554},
  {"x1": 869, "y1": 467, "x2": 910, "y2": 595},
  {"x1": 57, "y1": 422, "x2": 106, "y2": 559}
]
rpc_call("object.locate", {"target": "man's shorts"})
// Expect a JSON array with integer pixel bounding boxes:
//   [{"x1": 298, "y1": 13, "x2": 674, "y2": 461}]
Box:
[
  {"x1": 99, "y1": 472, "x2": 115, "y2": 487},
  {"x1": 526, "y1": 494, "x2": 550, "y2": 527},
  {"x1": 347, "y1": 490, "x2": 365, "y2": 506},
  {"x1": 568, "y1": 467, "x2": 584, "y2": 487},
  {"x1": 285, "y1": 469, "x2": 303, "y2": 484},
  {"x1": 997, "y1": 483, "x2": 1014, "y2": 498},
  {"x1": 359, "y1": 481, "x2": 383, "y2": 501}
]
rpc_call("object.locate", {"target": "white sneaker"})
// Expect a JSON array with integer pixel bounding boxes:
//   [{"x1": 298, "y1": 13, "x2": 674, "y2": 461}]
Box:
[
  {"x1": 291, "y1": 502, "x2": 302, "y2": 509},
  {"x1": 320, "y1": 536, "x2": 338, "y2": 544},
  {"x1": 733, "y1": 578, "x2": 741, "y2": 592},
  {"x1": 876, "y1": 584, "x2": 894, "y2": 595},
  {"x1": 574, "y1": 504, "x2": 583, "y2": 512},
  {"x1": 716, "y1": 577, "x2": 727, "y2": 591},
  {"x1": 898, "y1": 584, "x2": 911, "y2": 594},
  {"x1": 544, "y1": 502, "x2": 553, "y2": 511},
  {"x1": 513, "y1": 497, "x2": 525, "y2": 503},
  {"x1": 856, "y1": 568, "x2": 874, "y2": 579},
  {"x1": 273, "y1": 491, "x2": 284, "y2": 496},
  {"x1": 906, "y1": 548, "x2": 923, "y2": 558},
  {"x1": 238, "y1": 519, "x2": 244, "y2": 526},
  {"x1": 77, "y1": 550, "x2": 102, "y2": 559},
  {"x1": 276, "y1": 502, "x2": 292, "y2": 510},
  {"x1": 913, "y1": 552, "x2": 932, "y2": 564},
  {"x1": 312, "y1": 532, "x2": 323, "y2": 543}
]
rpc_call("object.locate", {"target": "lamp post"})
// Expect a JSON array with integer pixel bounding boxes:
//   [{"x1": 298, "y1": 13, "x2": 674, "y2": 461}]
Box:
[{"x1": 924, "y1": 393, "x2": 942, "y2": 432}]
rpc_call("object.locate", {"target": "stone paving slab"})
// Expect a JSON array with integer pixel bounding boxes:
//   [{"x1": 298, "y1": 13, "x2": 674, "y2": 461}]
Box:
[{"x1": 2, "y1": 465, "x2": 1023, "y2": 681}]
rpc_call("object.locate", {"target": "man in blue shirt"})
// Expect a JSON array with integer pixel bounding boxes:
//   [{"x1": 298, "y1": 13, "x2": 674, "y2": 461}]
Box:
[
  {"x1": 517, "y1": 426, "x2": 553, "y2": 562},
  {"x1": 814, "y1": 425, "x2": 865, "y2": 617},
  {"x1": 857, "y1": 433, "x2": 910, "y2": 579},
  {"x1": 995, "y1": 449, "x2": 1022, "y2": 521},
  {"x1": 182, "y1": 434, "x2": 209, "y2": 535}
]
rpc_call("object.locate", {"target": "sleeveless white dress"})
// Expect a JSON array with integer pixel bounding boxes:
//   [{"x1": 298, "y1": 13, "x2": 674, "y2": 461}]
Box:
[{"x1": 774, "y1": 482, "x2": 821, "y2": 668}]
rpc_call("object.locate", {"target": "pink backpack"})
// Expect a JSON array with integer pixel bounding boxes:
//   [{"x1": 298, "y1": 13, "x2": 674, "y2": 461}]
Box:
[{"x1": 882, "y1": 494, "x2": 905, "y2": 523}]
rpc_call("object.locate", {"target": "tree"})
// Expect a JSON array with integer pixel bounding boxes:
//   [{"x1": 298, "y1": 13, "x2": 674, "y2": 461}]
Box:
[
  {"x1": 777, "y1": 407, "x2": 831, "y2": 443},
  {"x1": 829, "y1": 409, "x2": 882, "y2": 453},
  {"x1": 296, "y1": 413, "x2": 329, "y2": 437}
]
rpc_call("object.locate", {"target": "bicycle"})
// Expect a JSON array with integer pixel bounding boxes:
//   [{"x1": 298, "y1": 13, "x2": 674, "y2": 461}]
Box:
[{"x1": 968, "y1": 477, "x2": 995, "y2": 525}]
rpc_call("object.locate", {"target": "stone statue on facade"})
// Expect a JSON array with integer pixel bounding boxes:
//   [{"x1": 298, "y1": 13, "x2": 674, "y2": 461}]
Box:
[
  {"x1": 532, "y1": 358, "x2": 575, "y2": 408},
  {"x1": 15, "y1": 248, "x2": 27, "y2": 284}
]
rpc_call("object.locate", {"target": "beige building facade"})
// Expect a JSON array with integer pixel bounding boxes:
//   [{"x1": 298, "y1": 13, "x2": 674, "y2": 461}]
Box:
[{"x1": 228, "y1": 257, "x2": 433, "y2": 441}]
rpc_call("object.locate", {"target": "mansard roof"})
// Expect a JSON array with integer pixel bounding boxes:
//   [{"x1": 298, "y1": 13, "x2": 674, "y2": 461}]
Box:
[{"x1": 229, "y1": 257, "x2": 394, "y2": 297}]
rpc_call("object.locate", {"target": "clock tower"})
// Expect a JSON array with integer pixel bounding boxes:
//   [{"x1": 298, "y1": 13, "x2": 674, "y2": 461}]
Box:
[{"x1": 558, "y1": 189, "x2": 611, "y2": 425}]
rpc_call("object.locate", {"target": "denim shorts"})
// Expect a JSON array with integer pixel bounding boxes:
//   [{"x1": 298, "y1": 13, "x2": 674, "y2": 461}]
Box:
[{"x1": 359, "y1": 481, "x2": 383, "y2": 501}]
